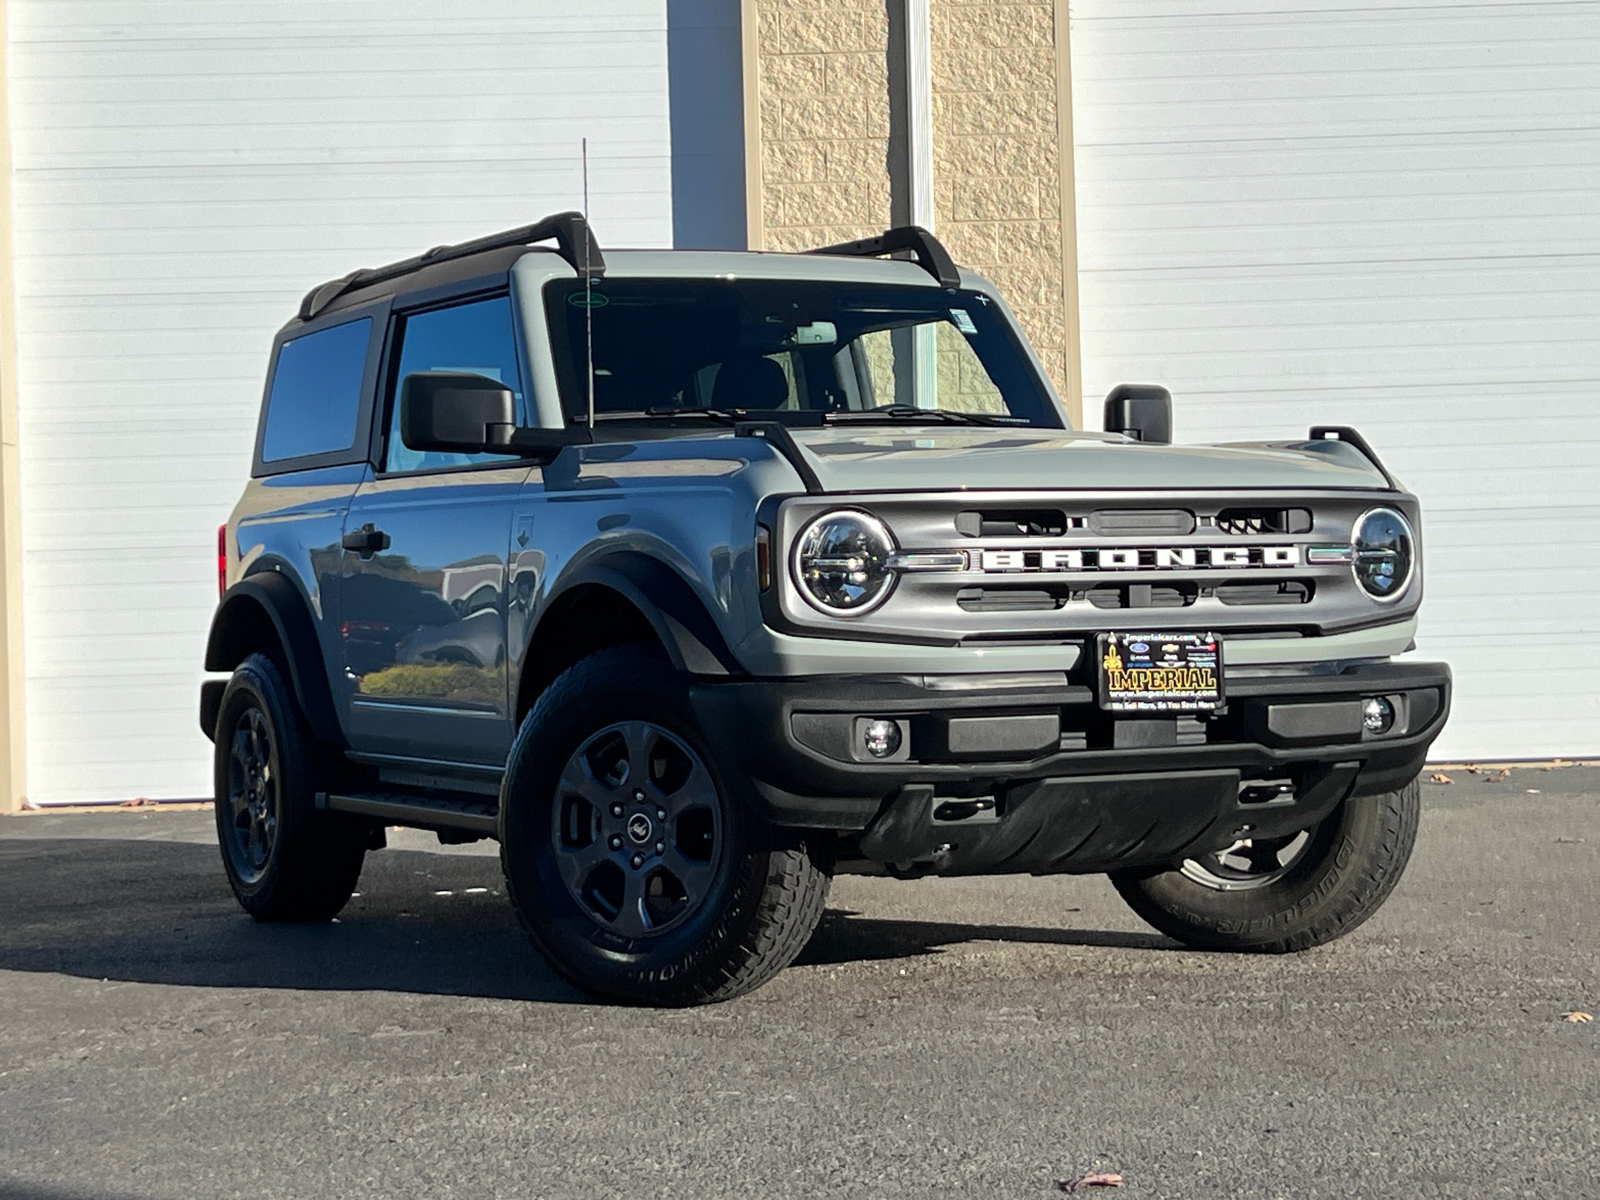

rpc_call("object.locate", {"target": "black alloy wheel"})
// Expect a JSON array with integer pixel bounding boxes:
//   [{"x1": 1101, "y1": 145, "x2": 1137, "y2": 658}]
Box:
[
  {"x1": 550, "y1": 720, "x2": 723, "y2": 939},
  {"x1": 223, "y1": 707, "x2": 279, "y2": 885},
  {"x1": 1110, "y1": 777, "x2": 1422, "y2": 953},
  {"x1": 501, "y1": 647, "x2": 831, "y2": 1005},
  {"x1": 1177, "y1": 829, "x2": 1317, "y2": 892},
  {"x1": 212, "y1": 653, "x2": 367, "y2": 921}
]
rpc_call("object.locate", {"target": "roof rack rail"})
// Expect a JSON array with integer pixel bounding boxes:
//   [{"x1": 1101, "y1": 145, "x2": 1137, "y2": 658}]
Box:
[
  {"x1": 298, "y1": 211, "x2": 605, "y2": 321},
  {"x1": 807, "y1": 225, "x2": 960, "y2": 289}
]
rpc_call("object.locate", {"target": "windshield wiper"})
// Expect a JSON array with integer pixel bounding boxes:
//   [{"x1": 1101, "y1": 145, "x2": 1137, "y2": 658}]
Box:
[
  {"x1": 827, "y1": 405, "x2": 1025, "y2": 427},
  {"x1": 621, "y1": 407, "x2": 827, "y2": 427},
  {"x1": 609, "y1": 405, "x2": 1027, "y2": 428},
  {"x1": 609, "y1": 406, "x2": 744, "y2": 424}
]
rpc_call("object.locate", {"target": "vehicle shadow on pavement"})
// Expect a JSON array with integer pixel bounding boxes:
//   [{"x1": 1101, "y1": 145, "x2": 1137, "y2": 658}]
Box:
[
  {"x1": 0, "y1": 1181, "x2": 152, "y2": 1200},
  {"x1": 0, "y1": 837, "x2": 584, "y2": 1003},
  {"x1": 0, "y1": 838, "x2": 1173, "y2": 1001},
  {"x1": 798, "y1": 907, "x2": 1175, "y2": 965}
]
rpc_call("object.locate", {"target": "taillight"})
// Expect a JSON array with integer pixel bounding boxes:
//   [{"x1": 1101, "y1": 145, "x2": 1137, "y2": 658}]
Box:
[{"x1": 217, "y1": 524, "x2": 228, "y2": 598}]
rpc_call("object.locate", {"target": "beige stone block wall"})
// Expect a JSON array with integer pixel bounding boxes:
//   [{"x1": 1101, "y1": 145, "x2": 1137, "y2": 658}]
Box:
[
  {"x1": 754, "y1": 0, "x2": 893, "y2": 251},
  {"x1": 930, "y1": 0, "x2": 1070, "y2": 403}
]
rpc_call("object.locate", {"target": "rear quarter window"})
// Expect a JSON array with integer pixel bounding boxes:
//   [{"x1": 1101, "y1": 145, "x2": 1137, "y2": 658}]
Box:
[{"x1": 261, "y1": 318, "x2": 373, "y2": 462}]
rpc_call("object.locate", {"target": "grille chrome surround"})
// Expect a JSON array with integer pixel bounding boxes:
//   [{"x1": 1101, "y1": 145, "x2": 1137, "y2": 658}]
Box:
[{"x1": 765, "y1": 488, "x2": 1423, "y2": 644}]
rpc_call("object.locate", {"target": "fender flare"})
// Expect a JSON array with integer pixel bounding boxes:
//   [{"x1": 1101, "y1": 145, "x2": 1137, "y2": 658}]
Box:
[
  {"x1": 204, "y1": 571, "x2": 346, "y2": 747},
  {"x1": 535, "y1": 553, "x2": 746, "y2": 680}
]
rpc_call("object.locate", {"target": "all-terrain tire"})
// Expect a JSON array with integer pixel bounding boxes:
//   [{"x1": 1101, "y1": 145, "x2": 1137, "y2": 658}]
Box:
[
  {"x1": 212, "y1": 652, "x2": 367, "y2": 921},
  {"x1": 500, "y1": 647, "x2": 831, "y2": 1005},
  {"x1": 1109, "y1": 777, "x2": 1422, "y2": 952}
]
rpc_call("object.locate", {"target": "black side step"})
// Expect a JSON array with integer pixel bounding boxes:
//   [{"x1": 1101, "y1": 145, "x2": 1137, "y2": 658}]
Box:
[{"x1": 315, "y1": 791, "x2": 498, "y2": 836}]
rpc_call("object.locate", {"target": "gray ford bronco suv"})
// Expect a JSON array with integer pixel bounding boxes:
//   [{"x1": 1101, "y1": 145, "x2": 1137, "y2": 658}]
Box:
[{"x1": 202, "y1": 213, "x2": 1451, "y2": 1004}]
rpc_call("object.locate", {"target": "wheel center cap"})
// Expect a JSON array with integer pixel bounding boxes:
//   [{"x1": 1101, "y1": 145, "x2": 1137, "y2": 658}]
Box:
[{"x1": 625, "y1": 813, "x2": 654, "y2": 845}]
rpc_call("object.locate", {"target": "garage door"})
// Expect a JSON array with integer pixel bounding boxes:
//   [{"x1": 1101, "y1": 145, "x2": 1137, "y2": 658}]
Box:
[
  {"x1": 1070, "y1": 0, "x2": 1600, "y2": 760},
  {"x1": 9, "y1": 2, "x2": 674, "y2": 802}
]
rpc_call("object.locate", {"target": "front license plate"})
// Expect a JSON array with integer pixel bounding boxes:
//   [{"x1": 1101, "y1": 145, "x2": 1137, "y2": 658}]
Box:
[{"x1": 1097, "y1": 632, "x2": 1223, "y2": 714}]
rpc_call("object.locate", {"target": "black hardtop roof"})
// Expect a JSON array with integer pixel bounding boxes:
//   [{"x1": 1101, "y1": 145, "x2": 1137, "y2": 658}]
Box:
[{"x1": 292, "y1": 215, "x2": 959, "y2": 328}]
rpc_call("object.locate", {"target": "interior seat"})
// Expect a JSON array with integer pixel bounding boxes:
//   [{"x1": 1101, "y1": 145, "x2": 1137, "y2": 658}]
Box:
[{"x1": 711, "y1": 356, "x2": 789, "y2": 410}]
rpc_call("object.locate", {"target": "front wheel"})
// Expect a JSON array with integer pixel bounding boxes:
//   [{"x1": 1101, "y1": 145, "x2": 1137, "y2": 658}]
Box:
[
  {"x1": 500, "y1": 648, "x2": 831, "y2": 1005},
  {"x1": 1109, "y1": 777, "x2": 1421, "y2": 952}
]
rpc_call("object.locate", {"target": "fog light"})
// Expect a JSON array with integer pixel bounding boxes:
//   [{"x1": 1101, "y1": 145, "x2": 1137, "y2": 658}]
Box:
[
  {"x1": 862, "y1": 719, "x2": 902, "y2": 759},
  {"x1": 1362, "y1": 696, "x2": 1395, "y2": 735}
]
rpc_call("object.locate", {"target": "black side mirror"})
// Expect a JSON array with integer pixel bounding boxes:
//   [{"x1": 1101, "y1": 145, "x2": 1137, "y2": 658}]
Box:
[
  {"x1": 400, "y1": 372, "x2": 590, "y2": 464},
  {"x1": 1104, "y1": 383, "x2": 1173, "y2": 445},
  {"x1": 400, "y1": 372, "x2": 515, "y2": 453}
]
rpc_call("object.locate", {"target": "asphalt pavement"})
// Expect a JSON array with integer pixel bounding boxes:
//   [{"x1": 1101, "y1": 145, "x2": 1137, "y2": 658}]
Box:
[{"x1": 0, "y1": 767, "x2": 1595, "y2": 1200}]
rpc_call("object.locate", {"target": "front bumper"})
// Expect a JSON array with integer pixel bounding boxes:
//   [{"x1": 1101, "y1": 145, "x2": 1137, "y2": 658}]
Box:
[{"x1": 691, "y1": 659, "x2": 1451, "y2": 874}]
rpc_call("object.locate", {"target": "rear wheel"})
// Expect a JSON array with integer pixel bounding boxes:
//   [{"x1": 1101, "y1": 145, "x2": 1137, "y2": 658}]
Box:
[
  {"x1": 213, "y1": 653, "x2": 367, "y2": 921},
  {"x1": 500, "y1": 648, "x2": 830, "y2": 1005},
  {"x1": 1110, "y1": 777, "x2": 1421, "y2": 952}
]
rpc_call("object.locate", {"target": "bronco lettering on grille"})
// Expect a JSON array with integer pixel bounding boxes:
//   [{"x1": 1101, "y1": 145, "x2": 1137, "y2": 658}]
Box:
[{"x1": 978, "y1": 546, "x2": 1300, "y2": 572}]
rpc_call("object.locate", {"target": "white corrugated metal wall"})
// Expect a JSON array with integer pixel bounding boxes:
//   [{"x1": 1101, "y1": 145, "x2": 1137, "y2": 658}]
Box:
[
  {"x1": 8, "y1": 2, "x2": 676, "y2": 802},
  {"x1": 1071, "y1": 0, "x2": 1600, "y2": 759}
]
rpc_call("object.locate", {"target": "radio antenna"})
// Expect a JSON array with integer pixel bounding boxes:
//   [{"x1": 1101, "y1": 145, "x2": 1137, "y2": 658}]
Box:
[{"x1": 582, "y1": 138, "x2": 596, "y2": 431}]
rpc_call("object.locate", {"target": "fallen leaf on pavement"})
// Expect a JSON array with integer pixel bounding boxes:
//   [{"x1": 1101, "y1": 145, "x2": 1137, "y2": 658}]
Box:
[
  {"x1": 1488, "y1": 768, "x2": 1511, "y2": 782},
  {"x1": 1561, "y1": 1011, "x2": 1593, "y2": 1023},
  {"x1": 1058, "y1": 1173, "x2": 1124, "y2": 1193},
  {"x1": 1428, "y1": 772, "x2": 1453, "y2": 784},
  {"x1": 1463, "y1": 763, "x2": 1480, "y2": 774}
]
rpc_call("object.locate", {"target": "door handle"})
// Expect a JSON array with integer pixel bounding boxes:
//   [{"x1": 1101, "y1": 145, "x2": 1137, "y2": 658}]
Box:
[{"x1": 341, "y1": 522, "x2": 391, "y2": 559}]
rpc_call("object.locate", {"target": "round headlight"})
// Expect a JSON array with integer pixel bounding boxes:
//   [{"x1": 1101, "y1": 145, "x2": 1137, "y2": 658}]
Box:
[
  {"x1": 793, "y1": 510, "x2": 897, "y2": 614},
  {"x1": 1351, "y1": 507, "x2": 1415, "y2": 601}
]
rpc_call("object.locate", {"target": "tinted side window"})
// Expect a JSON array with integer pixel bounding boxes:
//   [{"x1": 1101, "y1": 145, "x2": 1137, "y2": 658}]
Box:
[
  {"x1": 261, "y1": 318, "x2": 373, "y2": 462},
  {"x1": 385, "y1": 296, "x2": 525, "y2": 473}
]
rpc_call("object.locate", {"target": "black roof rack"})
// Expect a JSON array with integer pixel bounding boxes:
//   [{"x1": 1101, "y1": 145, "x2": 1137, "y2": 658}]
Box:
[
  {"x1": 298, "y1": 210, "x2": 605, "y2": 321},
  {"x1": 807, "y1": 225, "x2": 960, "y2": 289}
]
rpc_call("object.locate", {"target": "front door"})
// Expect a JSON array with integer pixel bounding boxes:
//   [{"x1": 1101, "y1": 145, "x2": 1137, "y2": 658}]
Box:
[{"x1": 337, "y1": 293, "x2": 534, "y2": 764}]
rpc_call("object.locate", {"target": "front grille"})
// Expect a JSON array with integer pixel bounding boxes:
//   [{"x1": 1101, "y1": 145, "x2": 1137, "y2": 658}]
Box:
[
  {"x1": 1087, "y1": 508, "x2": 1195, "y2": 537},
  {"x1": 1215, "y1": 580, "x2": 1313, "y2": 606},
  {"x1": 956, "y1": 587, "x2": 1061, "y2": 613},
  {"x1": 773, "y1": 488, "x2": 1419, "y2": 644},
  {"x1": 1086, "y1": 583, "x2": 1195, "y2": 609},
  {"x1": 955, "y1": 508, "x2": 1069, "y2": 537},
  {"x1": 954, "y1": 581, "x2": 1307, "y2": 611},
  {"x1": 1214, "y1": 507, "x2": 1313, "y2": 536}
]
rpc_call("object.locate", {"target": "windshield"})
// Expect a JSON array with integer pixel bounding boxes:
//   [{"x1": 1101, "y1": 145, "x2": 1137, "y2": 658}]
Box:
[{"x1": 543, "y1": 278, "x2": 1064, "y2": 427}]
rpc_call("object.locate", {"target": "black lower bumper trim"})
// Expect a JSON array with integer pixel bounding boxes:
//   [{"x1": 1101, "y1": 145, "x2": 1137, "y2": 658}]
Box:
[
  {"x1": 857, "y1": 761, "x2": 1358, "y2": 875},
  {"x1": 690, "y1": 661, "x2": 1451, "y2": 853}
]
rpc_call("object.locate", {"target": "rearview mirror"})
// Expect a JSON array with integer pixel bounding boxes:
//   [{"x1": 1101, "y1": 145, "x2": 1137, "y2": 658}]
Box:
[
  {"x1": 400, "y1": 372, "x2": 515, "y2": 454},
  {"x1": 1104, "y1": 383, "x2": 1173, "y2": 445},
  {"x1": 787, "y1": 321, "x2": 837, "y2": 346}
]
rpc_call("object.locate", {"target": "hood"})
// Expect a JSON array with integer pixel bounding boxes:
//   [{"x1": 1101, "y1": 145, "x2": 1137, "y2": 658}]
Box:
[{"x1": 787, "y1": 427, "x2": 1391, "y2": 493}]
